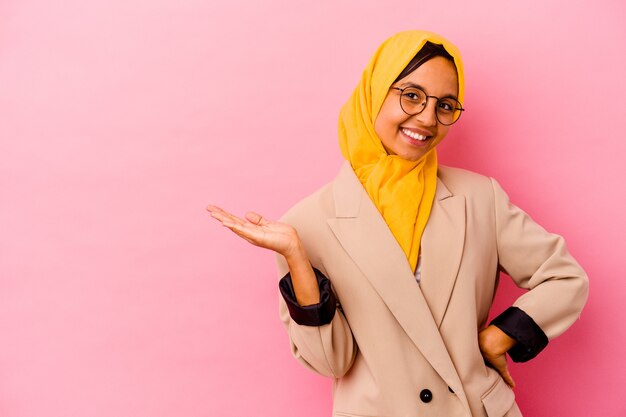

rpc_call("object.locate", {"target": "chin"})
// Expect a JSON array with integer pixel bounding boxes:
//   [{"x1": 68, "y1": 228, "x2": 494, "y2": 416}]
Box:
[
  {"x1": 399, "y1": 148, "x2": 430, "y2": 161},
  {"x1": 405, "y1": 153, "x2": 428, "y2": 162}
]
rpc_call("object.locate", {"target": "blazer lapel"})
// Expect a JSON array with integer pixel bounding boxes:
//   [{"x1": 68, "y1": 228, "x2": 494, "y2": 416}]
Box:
[
  {"x1": 420, "y1": 176, "x2": 466, "y2": 328},
  {"x1": 326, "y1": 162, "x2": 468, "y2": 407}
]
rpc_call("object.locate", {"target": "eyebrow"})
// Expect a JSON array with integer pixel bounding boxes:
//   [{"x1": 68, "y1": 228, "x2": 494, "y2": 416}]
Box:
[{"x1": 398, "y1": 81, "x2": 459, "y2": 100}]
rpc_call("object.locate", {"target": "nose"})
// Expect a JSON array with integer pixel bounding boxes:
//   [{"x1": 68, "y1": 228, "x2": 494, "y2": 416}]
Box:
[{"x1": 414, "y1": 99, "x2": 438, "y2": 127}]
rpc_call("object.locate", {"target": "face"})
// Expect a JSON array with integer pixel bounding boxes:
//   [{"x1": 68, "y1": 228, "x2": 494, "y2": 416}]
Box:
[{"x1": 374, "y1": 56, "x2": 459, "y2": 161}]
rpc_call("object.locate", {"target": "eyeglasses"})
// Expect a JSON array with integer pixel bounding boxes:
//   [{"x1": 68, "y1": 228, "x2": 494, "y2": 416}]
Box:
[{"x1": 390, "y1": 86, "x2": 464, "y2": 126}]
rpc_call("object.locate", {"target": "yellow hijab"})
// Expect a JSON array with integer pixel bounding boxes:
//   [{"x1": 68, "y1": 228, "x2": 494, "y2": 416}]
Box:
[{"x1": 338, "y1": 30, "x2": 465, "y2": 272}]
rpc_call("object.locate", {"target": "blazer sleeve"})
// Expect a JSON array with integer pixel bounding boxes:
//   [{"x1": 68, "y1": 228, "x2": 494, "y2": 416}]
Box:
[
  {"x1": 279, "y1": 267, "x2": 337, "y2": 326},
  {"x1": 490, "y1": 178, "x2": 589, "y2": 361},
  {"x1": 276, "y1": 253, "x2": 357, "y2": 378}
]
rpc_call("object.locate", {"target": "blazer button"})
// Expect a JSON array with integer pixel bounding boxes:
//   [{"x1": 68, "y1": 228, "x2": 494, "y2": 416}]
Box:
[
  {"x1": 420, "y1": 389, "x2": 433, "y2": 403},
  {"x1": 448, "y1": 386, "x2": 455, "y2": 394}
]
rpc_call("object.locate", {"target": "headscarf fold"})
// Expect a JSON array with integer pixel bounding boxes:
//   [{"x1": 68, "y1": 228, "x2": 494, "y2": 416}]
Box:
[{"x1": 338, "y1": 30, "x2": 465, "y2": 272}]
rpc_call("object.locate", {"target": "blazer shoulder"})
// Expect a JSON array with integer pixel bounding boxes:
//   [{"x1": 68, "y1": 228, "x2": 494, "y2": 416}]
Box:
[
  {"x1": 438, "y1": 165, "x2": 494, "y2": 198},
  {"x1": 276, "y1": 180, "x2": 338, "y2": 270},
  {"x1": 278, "y1": 181, "x2": 335, "y2": 227}
]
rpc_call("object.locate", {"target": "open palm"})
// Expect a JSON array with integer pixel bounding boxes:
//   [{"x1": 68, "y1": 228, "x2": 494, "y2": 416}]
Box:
[{"x1": 207, "y1": 205, "x2": 300, "y2": 257}]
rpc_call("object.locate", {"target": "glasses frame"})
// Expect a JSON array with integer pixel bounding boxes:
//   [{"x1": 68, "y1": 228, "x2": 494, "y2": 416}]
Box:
[{"x1": 390, "y1": 86, "x2": 465, "y2": 126}]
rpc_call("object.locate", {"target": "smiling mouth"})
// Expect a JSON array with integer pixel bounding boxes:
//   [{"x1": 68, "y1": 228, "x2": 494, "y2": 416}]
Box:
[
  {"x1": 400, "y1": 128, "x2": 433, "y2": 146},
  {"x1": 401, "y1": 128, "x2": 430, "y2": 141}
]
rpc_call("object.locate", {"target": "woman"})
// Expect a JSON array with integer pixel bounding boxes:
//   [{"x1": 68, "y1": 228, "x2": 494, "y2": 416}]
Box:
[{"x1": 207, "y1": 30, "x2": 588, "y2": 417}]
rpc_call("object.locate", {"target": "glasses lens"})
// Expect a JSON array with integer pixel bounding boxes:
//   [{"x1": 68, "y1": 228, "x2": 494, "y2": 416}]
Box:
[
  {"x1": 400, "y1": 88, "x2": 427, "y2": 115},
  {"x1": 436, "y1": 98, "x2": 462, "y2": 125}
]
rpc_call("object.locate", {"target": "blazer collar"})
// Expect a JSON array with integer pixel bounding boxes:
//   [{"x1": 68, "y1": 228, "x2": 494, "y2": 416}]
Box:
[
  {"x1": 327, "y1": 161, "x2": 468, "y2": 409},
  {"x1": 331, "y1": 160, "x2": 456, "y2": 216}
]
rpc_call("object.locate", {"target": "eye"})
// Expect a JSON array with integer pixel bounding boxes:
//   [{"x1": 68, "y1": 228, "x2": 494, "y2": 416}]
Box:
[
  {"x1": 437, "y1": 99, "x2": 457, "y2": 113},
  {"x1": 401, "y1": 88, "x2": 426, "y2": 104},
  {"x1": 404, "y1": 92, "x2": 419, "y2": 100}
]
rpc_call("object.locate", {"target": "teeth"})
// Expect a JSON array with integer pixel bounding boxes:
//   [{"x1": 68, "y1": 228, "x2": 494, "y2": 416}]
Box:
[{"x1": 402, "y1": 128, "x2": 428, "y2": 141}]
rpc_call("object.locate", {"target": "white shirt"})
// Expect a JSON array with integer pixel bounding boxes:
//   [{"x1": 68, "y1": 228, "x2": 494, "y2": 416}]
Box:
[{"x1": 415, "y1": 253, "x2": 422, "y2": 284}]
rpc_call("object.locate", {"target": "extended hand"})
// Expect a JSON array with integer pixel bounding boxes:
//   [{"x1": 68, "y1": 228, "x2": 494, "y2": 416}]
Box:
[
  {"x1": 207, "y1": 205, "x2": 301, "y2": 258},
  {"x1": 478, "y1": 325, "x2": 517, "y2": 389}
]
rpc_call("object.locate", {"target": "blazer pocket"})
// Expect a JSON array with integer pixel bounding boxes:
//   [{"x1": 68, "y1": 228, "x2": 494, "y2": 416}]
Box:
[{"x1": 481, "y1": 377, "x2": 516, "y2": 417}]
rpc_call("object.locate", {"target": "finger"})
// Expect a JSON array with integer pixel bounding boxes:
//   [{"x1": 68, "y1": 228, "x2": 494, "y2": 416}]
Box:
[
  {"x1": 223, "y1": 221, "x2": 268, "y2": 246},
  {"x1": 208, "y1": 207, "x2": 269, "y2": 230},
  {"x1": 222, "y1": 222, "x2": 255, "y2": 242},
  {"x1": 489, "y1": 357, "x2": 515, "y2": 389},
  {"x1": 211, "y1": 209, "x2": 248, "y2": 227},
  {"x1": 208, "y1": 210, "x2": 232, "y2": 225},
  {"x1": 245, "y1": 211, "x2": 271, "y2": 226},
  {"x1": 207, "y1": 205, "x2": 234, "y2": 219},
  {"x1": 206, "y1": 205, "x2": 235, "y2": 218},
  {"x1": 206, "y1": 205, "x2": 232, "y2": 217},
  {"x1": 223, "y1": 219, "x2": 263, "y2": 240},
  {"x1": 500, "y1": 366, "x2": 516, "y2": 389}
]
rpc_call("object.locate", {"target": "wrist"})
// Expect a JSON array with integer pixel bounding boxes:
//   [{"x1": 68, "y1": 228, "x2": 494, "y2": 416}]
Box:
[
  {"x1": 283, "y1": 239, "x2": 307, "y2": 265},
  {"x1": 479, "y1": 325, "x2": 517, "y2": 357}
]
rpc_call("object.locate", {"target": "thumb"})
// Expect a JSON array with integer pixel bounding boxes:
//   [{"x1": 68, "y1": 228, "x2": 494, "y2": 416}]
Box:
[
  {"x1": 498, "y1": 362, "x2": 516, "y2": 389},
  {"x1": 245, "y1": 211, "x2": 270, "y2": 226}
]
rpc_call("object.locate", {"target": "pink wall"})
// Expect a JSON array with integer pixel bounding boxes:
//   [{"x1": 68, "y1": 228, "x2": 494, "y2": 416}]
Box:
[{"x1": 1, "y1": 1, "x2": 624, "y2": 416}]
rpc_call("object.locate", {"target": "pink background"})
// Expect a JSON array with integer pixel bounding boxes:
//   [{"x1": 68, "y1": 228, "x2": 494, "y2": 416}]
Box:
[{"x1": 1, "y1": 1, "x2": 624, "y2": 416}]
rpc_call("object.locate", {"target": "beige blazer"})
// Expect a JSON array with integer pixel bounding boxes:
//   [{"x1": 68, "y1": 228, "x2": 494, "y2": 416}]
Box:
[{"x1": 276, "y1": 162, "x2": 588, "y2": 417}]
